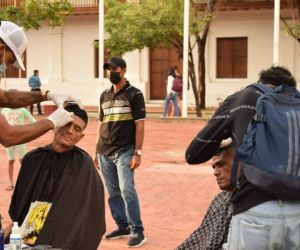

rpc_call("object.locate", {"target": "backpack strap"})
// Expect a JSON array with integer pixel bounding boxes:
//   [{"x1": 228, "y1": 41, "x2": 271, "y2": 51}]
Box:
[
  {"x1": 229, "y1": 83, "x2": 268, "y2": 188},
  {"x1": 273, "y1": 84, "x2": 300, "y2": 98},
  {"x1": 253, "y1": 114, "x2": 266, "y2": 122},
  {"x1": 251, "y1": 83, "x2": 300, "y2": 97},
  {"x1": 250, "y1": 83, "x2": 273, "y2": 94},
  {"x1": 230, "y1": 151, "x2": 240, "y2": 189}
]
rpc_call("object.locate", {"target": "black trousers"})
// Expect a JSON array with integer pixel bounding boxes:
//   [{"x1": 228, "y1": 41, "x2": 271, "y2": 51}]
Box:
[{"x1": 30, "y1": 88, "x2": 42, "y2": 114}]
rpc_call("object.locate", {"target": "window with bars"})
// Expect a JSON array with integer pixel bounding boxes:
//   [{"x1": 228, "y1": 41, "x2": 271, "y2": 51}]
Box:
[{"x1": 216, "y1": 37, "x2": 247, "y2": 78}]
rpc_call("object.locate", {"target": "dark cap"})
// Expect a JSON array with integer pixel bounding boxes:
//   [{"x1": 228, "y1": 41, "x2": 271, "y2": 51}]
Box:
[{"x1": 103, "y1": 57, "x2": 127, "y2": 70}]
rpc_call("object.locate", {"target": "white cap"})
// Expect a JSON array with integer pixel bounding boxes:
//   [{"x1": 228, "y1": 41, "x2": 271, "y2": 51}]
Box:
[
  {"x1": 11, "y1": 221, "x2": 21, "y2": 235},
  {"x1": 219, "y1": 137, "x2": 233, "y2": 149},
  {"x1": 0, "y1": 21, "x2": 28, "y2": 71}
]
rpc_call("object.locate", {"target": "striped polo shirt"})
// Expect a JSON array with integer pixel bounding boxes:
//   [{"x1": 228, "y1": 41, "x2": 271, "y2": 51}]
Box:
[{"x1": 97, "y1": 81, "x2": 146, "y2": 156}]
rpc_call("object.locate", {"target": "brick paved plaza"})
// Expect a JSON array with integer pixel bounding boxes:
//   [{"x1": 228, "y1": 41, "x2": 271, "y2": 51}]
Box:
[{"x1": 0, "y1": 117, "x2": 219, "y2": 250}]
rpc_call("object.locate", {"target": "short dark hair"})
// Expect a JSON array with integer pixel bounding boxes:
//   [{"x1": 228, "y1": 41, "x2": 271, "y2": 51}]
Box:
[
  {"x1": 64, "y1": 103, "x2": 88, "y2": 126},
  {"x1": 214, "y1": 143, "x2": 236, "y2": 156},
  {"x1": 258, "y1": 66, "x2": 296, "y2": 87},
  {"x1": 33, "y1": 70, "x2": 39, "y2": 74},
  {"x1": 168, "y1": 67, "x2": 176, "y2": 78}
]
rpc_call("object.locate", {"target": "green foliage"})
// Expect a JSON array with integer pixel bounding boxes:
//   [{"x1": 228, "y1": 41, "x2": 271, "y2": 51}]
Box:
[
  {"x1": 190, "y1": 3, "x2": 212, "y2": 36},
  {"x1": 103, "y1": 0, "x2": 216, "y2": 113},
  {"x1": 104, "y1": 0, "x2": 211, "y2": 56},
  {"x1": 43, "y1": 0, "x2": 73, "y2": 27},
  {"x1": 0, "y1": 0, "x2": 72, "y2": 30},
  {"x1": 284, "y1": 24, "x2": 300, "y2": 41}
]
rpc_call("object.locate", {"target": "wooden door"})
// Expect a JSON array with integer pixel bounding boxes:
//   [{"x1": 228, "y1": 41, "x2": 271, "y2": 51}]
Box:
[{"x1": 150, "y1": 45, "x2": 182, "y2": 99}]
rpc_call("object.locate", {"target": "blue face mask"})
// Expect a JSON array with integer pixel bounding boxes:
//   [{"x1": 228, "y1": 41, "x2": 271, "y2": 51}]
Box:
[
  {"x1": 0, "y1": 62, "x2": 7, "y2": 73},
  {"x1": 0, "y1": 47, "x2": 7, "y2": 73}
]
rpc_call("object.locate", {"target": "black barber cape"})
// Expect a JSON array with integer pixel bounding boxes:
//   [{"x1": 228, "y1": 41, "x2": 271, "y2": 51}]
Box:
[{"x1": 9, "y1": 145, "x2": 105, "y2": 250}]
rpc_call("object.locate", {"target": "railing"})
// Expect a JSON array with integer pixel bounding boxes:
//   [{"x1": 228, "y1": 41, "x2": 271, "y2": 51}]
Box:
[
  {"x1": 193, "y1": 0, "x2": 299, "y2": 11},
  {"x1": 1, "y1": 0, "x2": 296, "y2": 12},
  {"x1": 63, "y1": 0, "x2": 98, "y2": 7},
  {"x1": 0, "y1": 0, "x2": 22, "y2": 8},
  {"x1": 0, "y1": 0, "x2": 98, "y2": 7},
  {"x1": 0, "y1": 0, "x2": 140, "y2": 8},
  {"x1": 193, "y1": 0, "x2": 277, "y2": 2}
]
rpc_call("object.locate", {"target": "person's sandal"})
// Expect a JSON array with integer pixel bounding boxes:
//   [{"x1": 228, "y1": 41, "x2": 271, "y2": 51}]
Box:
[{"x1": 5, "y1": 185, "x2": 14, "y2": 191}]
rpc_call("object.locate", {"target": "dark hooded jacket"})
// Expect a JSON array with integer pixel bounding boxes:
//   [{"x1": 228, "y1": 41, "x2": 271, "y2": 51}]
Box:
[{"x1": 9, "y1": 145, "x2": 105, "y2": 250}]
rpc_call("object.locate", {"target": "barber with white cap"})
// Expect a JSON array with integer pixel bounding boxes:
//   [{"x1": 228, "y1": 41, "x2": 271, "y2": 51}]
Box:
[{"x1": 0, "y1": 21, "x2": 81, "y2": 147}]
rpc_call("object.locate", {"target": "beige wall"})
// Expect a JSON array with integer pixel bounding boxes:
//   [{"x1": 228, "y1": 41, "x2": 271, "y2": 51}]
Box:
[
  {"x1": 3, "y1": 11, "x2": 300, "y2": 108},
  {"x1": 203, "y1": 10, "x2": 298, "y2": 107}
]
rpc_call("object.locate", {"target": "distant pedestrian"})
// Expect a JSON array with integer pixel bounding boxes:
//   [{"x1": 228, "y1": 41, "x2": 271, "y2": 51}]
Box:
[
  {"x1": 1, "y1": 107, "x2": 36, "y2": 191},
  {"x1": 94, "y1": 57, "x2": 146, "y2": 248},
  {"x1": 162, "y1": 66, "x2": 181, "y2": 117},
  {"x1": 28, "y1": 69, "x2": 43, "y2": 115}
]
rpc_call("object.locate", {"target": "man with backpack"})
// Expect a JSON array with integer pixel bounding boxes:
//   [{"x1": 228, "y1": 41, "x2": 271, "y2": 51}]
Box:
[{"x1": 186, "y1": 66, "x2": 300, "y2": 249}]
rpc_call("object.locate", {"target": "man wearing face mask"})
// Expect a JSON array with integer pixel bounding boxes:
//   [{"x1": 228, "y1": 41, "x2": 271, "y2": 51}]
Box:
[
  {"x1": 94, "y1": 57, "x2": 146, "y2": 248},
  {"x1": 0, "y1": 21, "x2": 82, "y2": 147}
]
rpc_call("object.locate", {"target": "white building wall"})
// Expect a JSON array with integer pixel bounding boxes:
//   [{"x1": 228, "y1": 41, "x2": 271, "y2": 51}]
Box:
[
  {"x1": 3, "y1": 11, "x2": 300, "y2": 108},
  {"x1": 59, "y1": 16, "x2": 103, "y2": 106},
  {"x1": 293, "y1": 39, "x2": 300, "y2": 84},
  {"x1": 63, "y1": 16, "x2": 98, "y2": 82},
  {"x1": 203, "y1": 10, "x2": 298, "y2": 107},
  {"x1": 5, "y1": 16, "x2": 106, "y2": 106}
]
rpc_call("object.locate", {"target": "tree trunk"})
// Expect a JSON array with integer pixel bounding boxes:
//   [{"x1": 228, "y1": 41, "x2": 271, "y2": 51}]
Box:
[
  {"x1": 198, "y1": 38, "x2": 206, "y2": 109},
  {"x1": 173, "y1": 0, "x2": 217, "y2": 115},
  {"x1": 196, "y1": 8, "x2": 212, "y2": 109},
  {"x1": 189, "y1": 41, "x2": 202, "y2": 116},
  {"x1": 195, "y1": 0, "x2": 217, "y2": 110}
]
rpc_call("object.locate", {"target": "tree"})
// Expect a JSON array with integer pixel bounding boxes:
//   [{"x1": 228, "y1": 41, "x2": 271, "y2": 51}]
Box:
[
  {"x1": 104, "y1": 0, "x2": 217, "y2": 116},
  {"x1": 0, "y1": 0, "x2": 72, "y2": 30},
  {"x1": 191, "y1": 0, "x2": 216, "y2": 110},
  {"x1": 281, "y1": 0, "x2": 300, "y2": 44}
]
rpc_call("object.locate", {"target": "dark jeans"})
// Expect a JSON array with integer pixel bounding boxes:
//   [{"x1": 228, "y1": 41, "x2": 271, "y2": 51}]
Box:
[
  {"x1": 98, "y1": 147, "x2": 144, "y2": 233},
  {"x1": 163, "y1": 92, "x2": 180, "y2": 116},
  {"x1": 30, "y1": 88, "x2": 42, "y2": 114}
]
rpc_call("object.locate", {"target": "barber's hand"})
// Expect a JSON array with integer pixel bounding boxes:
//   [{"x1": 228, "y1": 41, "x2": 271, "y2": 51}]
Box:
[
  {"x1": 130, "y1": 155, "x2": 141, "y2": 170},
  {"x1": 4, "y1": 222, "x2": 13, "y2": 239},
  {"x1": 47, "y1": 108, "x2": 74, "y2": 128},
  {"x1": 47, "y1": 92, "x2": 83, "y2": 109}
]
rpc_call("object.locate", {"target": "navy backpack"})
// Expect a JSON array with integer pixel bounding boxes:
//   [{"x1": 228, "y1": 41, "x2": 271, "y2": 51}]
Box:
[{"x1": 232, "y1": 83, "x2": 300, "y2": 199}]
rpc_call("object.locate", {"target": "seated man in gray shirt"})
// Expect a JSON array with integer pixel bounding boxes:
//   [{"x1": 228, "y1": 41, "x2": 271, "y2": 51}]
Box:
[{"x1": 176, "y1": 139, "x2": 234, "y2": 250}]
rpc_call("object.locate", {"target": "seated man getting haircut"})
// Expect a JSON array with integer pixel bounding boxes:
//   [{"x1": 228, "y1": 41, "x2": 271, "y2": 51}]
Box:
[
  {"x1": 8, "y1": 103, "x2": 105, "y2": 250},
  {"x1": 176, "y1": 139, "x2": 234, "y2": 250}
]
